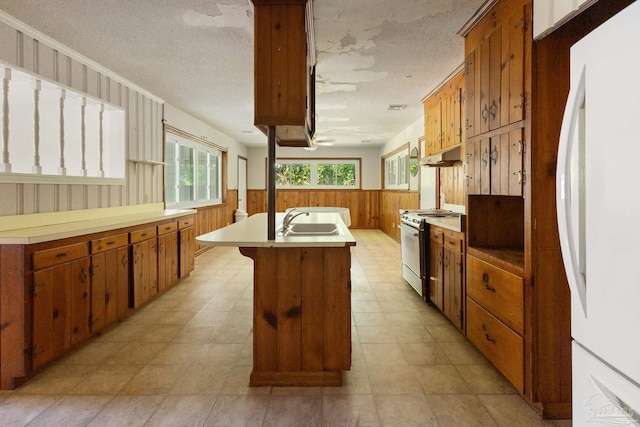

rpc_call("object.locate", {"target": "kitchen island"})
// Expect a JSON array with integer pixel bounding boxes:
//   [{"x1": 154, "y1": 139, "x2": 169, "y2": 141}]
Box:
[{"x1": 196, "y1": 212, "x2": 356, "y2": 386}]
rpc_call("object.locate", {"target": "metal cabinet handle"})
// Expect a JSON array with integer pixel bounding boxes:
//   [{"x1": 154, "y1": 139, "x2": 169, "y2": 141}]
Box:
[
  {"x1": 482, "y1": 273, "x2": 495, "y2": 292},
  {"x1": 481, "y1": 105, "x2": 489, "y2": 122},
  {"x1": 490, "y1": 145, "x2": 498, "y2": 164},
  {"x1": 481, "y1": 147, "x2": 489, "y2": 167},
  {"x1": 56, "y1": 251, "x2": 71, "y2": 258},
  {"x1": 490, "y1": 100, "x2": 498, "y2": 119}
]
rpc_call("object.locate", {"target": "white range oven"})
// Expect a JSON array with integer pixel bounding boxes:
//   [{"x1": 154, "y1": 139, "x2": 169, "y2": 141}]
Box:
[{"x1": 399, "y1": 208, "x2": 465, "y2": 302}]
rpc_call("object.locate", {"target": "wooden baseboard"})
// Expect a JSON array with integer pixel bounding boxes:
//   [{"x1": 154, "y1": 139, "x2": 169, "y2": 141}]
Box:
[{"x1": 250, "y1": 371, "x2": 342, "y2": 387}]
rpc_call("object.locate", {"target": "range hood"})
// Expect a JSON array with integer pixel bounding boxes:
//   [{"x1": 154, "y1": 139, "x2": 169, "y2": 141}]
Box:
[{"x1": 420, "y1": 145, "x2": 462, "y2": 167}]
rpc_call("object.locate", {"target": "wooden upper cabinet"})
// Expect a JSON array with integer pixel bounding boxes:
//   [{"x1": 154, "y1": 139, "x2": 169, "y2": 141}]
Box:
[
  {"x1": 462, "y1": 2, "x2": 529, "y2": 138},
  {"x1": 253, "y1": 0, "x2": 312, "y2": 146},
  {"x1": 422, "y1": 69, "x2": 464, "y2": 156}
]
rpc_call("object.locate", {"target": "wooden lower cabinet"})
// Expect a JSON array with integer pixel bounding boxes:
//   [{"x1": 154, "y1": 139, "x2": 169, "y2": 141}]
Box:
[
  {"x1": 428, "y1": 232, "x2": 444, "y2": 311},
  {"x1": 1, "y1": 213, "x2": 197, "y2": 390},
  {"x1": 467, "y1": 298, "x2": 524, "y2": 392},
  {"x1": 428, "y1": 226, "x2": 465, "y2": 331},
  {"x1": 32, "y1": 264, "x2": 71, "y2": 370},
  {"x1": 32, "y1": 256, "x2": 90, "y2": 369},
  {"x1": 90, "y1": 233, "x2": 130, "y2": 331},
  {"x1": 157, "y1": 230, "x2": 179, "y2": 292},
  {"x1": 466, "y1": 254, "x2": 524, "y2": 392},
  {"x1": 179, "y1": 223, "x2": 195, "y2": 278},
  {"x1": 131, "y1": 238, "x2": 158, "y2": 308}
]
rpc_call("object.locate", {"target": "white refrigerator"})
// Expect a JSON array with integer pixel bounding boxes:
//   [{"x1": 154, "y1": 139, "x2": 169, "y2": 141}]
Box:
[{"x1": 557, "y1": 2, "x2": 640, "y2": 425}]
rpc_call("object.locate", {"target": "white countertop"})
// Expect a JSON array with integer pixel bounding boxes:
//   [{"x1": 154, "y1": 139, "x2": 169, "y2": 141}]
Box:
[
  {"x1": 0, "y1": 209, "x2": 196, "y2": 245},
  {"x1": 423, "y1": 215, "x2": 465, "y2": 233},
  {"x1": 196, "y1": 212, "x2": 356, "y2": 248}
]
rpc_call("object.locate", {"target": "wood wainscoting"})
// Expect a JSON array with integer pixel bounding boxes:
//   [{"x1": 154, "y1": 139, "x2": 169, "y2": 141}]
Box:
[
  {"x1": 246, "y1": 190, "x2": 380, "y2": 229},
  {"x1": 379, "y1": 191, "x2": 420, "y2": 241},
  {"x1": 194, "y1": 189, "x2": 238, "y2": 255},
  {"x1": 439, "y1": 165, "x2": 465, "y2": 207},
  {"x1": 245, "y1": 189, "x2": 420, "y2": 241}
]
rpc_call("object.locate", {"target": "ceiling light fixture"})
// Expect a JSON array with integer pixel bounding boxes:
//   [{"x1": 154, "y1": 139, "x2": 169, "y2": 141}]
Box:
[{"x1": 386, "y1": 104, "x2": 407, "y2": 111}]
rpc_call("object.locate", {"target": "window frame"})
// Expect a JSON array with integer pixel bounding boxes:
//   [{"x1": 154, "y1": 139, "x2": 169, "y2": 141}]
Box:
[
  {"x1": 273, "y1": 158, "x2": 361, "y2": 190},
  {"x1": 382, "y1": 143, "x2": 410, "y2": 190},
  {"x1": 0, "y1": 62, "x2": 126, "y2": 185},
  {"x1": 164, "y1": 127, "x2": 226, "y2": 209}
]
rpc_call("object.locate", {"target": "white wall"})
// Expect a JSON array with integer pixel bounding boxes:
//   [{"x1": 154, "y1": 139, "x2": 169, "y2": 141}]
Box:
[
  {"x1": 247, "y1": 145, "x2": 381, "y2": 190},
  {"x1": 534, "y1": 0, "x2": 594, "y2": 39},
  {"x1": 379, "y1": 116, "x2": 425, "y2": 192},
  {"x1": 163, "y1": 104, "x2": 248, "y2": 190}
]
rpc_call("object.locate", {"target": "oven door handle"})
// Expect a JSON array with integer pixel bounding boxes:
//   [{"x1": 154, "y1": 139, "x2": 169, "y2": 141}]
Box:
[{"x1": 399, "y1": 223, "x2": 419, "y2": 237}]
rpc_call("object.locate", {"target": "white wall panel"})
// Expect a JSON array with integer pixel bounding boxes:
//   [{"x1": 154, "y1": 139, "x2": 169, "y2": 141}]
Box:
[
  {"x1": 86, "y1": 184, "x2": 99, "y2": 209},
  {"x1": 0, "y1": 21, "x2": 17, "y2": 63},
  {"x1": 37, "y1": 43, "x2": 55, "y2": 81},
  {"x1": 37, "y1": 184, "x2": 55, "y2": 213},
  {"x1": 86, "y1": 67, "x2": 99, "y2": 98},
  {"x1": 22, "y1": 184, "x2": 35, "y2": 214},
  {"x1": 0, "y1": 184, "x2": 17, "y2": 216},
  {"x1": 70, "y1": 184, "x2": 85, "y2": 210}
]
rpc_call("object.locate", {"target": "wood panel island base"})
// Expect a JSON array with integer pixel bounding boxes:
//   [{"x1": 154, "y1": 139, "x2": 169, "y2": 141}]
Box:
[
  {"x1": 196, "y1": 212, "x2": 356, "y2": 387},
  {"x1": 240, "y1": 246, "x2": 351, "y2": 386}
]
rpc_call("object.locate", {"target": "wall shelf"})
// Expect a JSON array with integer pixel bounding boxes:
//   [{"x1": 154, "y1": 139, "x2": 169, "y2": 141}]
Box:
[{"x1": 129, "y1": 159, "x2": 165, "y2": 166}]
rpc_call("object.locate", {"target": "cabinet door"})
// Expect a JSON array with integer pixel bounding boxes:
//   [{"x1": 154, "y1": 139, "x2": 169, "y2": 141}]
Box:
[
  {"x1": 479, "y1": 138, "x2": 491, "y2": 195},
  {"x1": 424, "y1": 97, "x2": 441, "y2": 155},
  {"x1": 149, "y1": 239, "x2": 158, "y2": 298},
  {"x1": 32, "y1": 265, "x2": 72, "y2": 369},
  {"x1": 169, "y1": 231, "x2": 179, "y2": 285},
  {"x1": 509, "y1": 5, "x2": 528, "y2": 124},
  {"x1": 429, "y1": 240, "x2": 444, "y2": 311},
  {"x1": 89, "y1": 253, "x2": 106, "y2": 334},
  {"x1": 479, "y1": 37, "x2": 490, "y2": 134},
  {"x1": 488, "y1": 29, "x2": 502, "y2": 130},
  {"x1": 102, "y1": 248, "x2": 129, "y2": 326},
  {"x1": 508, "y1": 128, "x2": 525, "y2": 196},
  {"x1": 32, "y1": 269, "x2": 54, "y2": 369},
  {"x1": 444, "y1": 248, "x2": 464, "y2": 332},
  {"x1": 131, "y1": 241, "x2": 147, "y2": 308},
  {"x1": 69, "y1": 258, "x2": 90, "y2": 346},
  {"x1": 157, "y1": 234, "x2": 168, "y2": 293},
  {"x1": 116, "y1": 247, "x2": 130, "y2": 320},
  {"x1": 465, "y1": 50, "x2": 478, "y2": 138},
  {"x1": 489, "y1": 133, "x2": 510, "y2": 195},
  {"x1": 179, "y1": 227, "x2": 195, "y2": 278}
]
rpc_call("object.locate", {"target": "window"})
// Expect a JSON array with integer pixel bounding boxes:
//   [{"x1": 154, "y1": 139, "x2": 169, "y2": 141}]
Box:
[
  {"x1": 0, "y1": 63, "x2": 125, "y2": 183},
  {"x1": 275, "y1": 159, "x2": 360, "y2": 189},
  {"x1": 383, "y1": 145, "x2": 409, "y2": 190},
  {"x1": 165, "y1": 130, "x2": 223, "y2": 208}
]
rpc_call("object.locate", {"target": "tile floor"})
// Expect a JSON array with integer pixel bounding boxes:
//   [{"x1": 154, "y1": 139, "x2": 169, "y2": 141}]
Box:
[{"x1": 0, "y1": 230, "x2": 572, "y2": 426}]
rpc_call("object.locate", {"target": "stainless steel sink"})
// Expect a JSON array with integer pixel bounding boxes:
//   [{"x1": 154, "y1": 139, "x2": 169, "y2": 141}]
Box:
[{"x1": 282, "y1": 223, "x2": 340, "y2": 236}]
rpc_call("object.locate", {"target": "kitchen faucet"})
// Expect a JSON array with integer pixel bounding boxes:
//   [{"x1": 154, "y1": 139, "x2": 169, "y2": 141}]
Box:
[{"x1": 281, "y1": 208, "x2": 309, "y2": 232}]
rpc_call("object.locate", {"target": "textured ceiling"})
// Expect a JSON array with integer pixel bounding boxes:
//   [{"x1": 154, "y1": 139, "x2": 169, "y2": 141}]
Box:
[{"x1": 0, "y1": 0, "x2": 484, "y2": 147}]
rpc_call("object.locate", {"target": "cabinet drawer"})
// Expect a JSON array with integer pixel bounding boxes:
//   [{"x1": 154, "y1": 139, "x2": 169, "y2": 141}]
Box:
[
  {"x1": 467, "y1": 298, "x2": 524, "y2": 393},
  {"x1": 179, "y1": 217, "x2": 195, "y2": 229},
  {"x1": 33, "y1": 242, "x2": 89, "y2": 270},
  {"x1": 443, "y1": 235, "x2": 463, "y2": 252},
  {"x1": 130, "y1": 227, "x2": 157, "y2": 244},
  {"x1": 91, "y1": 233, "x2": 128, "y2": 254},
  {"x1": 467, "y1": 255, "x2": 524, "y2": 335},
  {"x1": 157, "y1": 221, "x2": 177, "y2": 235},
  {"x1": 430, "y1": 229, "x2": 443, "y2": 244}
]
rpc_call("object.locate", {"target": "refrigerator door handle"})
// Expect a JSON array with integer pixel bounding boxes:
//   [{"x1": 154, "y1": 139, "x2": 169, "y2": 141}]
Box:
[{"x1": 556, "y1": 65, "x2": 587, "y2": 316}]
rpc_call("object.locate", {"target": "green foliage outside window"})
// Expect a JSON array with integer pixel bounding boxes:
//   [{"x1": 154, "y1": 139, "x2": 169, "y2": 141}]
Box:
[
  {"x1": 317, "y1": 163, "x2": 356, "y2": 186},
  {"x1": 276, "y1": 163, "x2": 311, "y2": 186}
]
